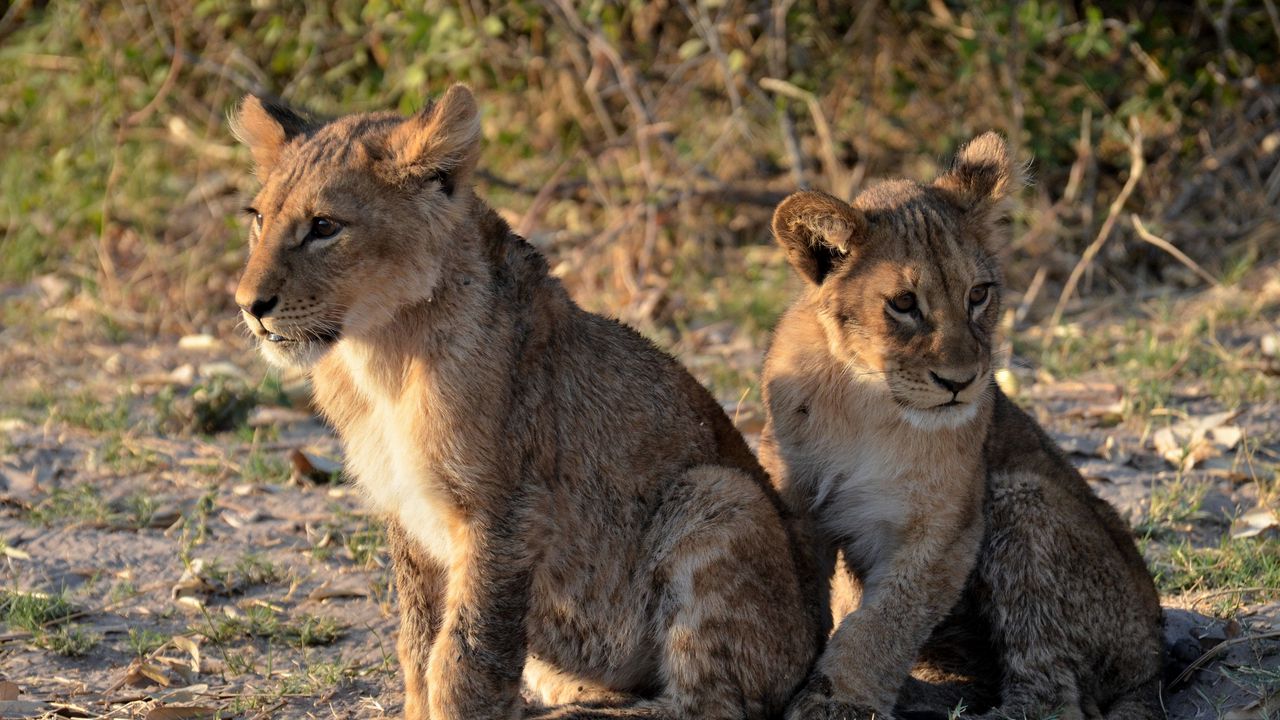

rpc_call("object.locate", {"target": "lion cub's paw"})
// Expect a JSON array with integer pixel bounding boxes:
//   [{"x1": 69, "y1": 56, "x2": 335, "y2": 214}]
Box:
[{"x1": 787, "y1": 674, "x2": 885, "y2": 720}]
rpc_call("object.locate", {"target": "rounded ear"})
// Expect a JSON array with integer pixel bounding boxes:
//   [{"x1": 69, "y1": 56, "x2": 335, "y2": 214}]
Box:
[
  {"x1": 772, "y1": 191, "x2": 868, "y2": 285},
  {"x1": 386, "y1": 84, "x2": 482, "y2": 193},
  {"x1": 932, "y1": 131, "x2": 1024, "y2": 210},
  {"x1": 231, "y1": 95, "x2": 314, "y2": 178}
]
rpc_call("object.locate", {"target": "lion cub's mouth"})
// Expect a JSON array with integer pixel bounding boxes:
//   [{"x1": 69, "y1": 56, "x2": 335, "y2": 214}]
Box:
[{"x1": 262, "y1": 326, "x2": 342, "y2": 346}]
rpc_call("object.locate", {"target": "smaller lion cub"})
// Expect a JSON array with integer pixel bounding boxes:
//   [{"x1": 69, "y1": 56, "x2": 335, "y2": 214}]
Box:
[
  {"x1": 761, "y1": 134, "x2": 1164, "y2": 720},
  {"x1": 231, "y1": 85, "x2": 821, "y2": 720}
]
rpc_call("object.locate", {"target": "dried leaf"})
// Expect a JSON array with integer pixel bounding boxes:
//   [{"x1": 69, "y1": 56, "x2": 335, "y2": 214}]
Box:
[
  {"x1": 0, "y1": 681, "x2": 19, "y2": 700},
  {"x1": 309, "y1": 578, "x2": 370, "y2": 601},
  {"x1": 144, "y1": 706, "x2": 218, "y2": 720},
  {"x1": 248, "y1": 406, "x2": 313, "y2": 427},
  {"x1": 122, "y1": 658, "x2": 171, "y2": 688},
  {"x1": 197, "y1": 361, "x2": 246, "y2": 380},
  {"x1": 2, "y1": 545, "x2": 31, "y2": 560},
  {"x1": 177, "y1": 334, "x2": 218, "y2": 351},
  {"x1": 1152, "y1": 410, "x2": 1241, "y2": 470},
  {"x1": 1231, "y1": 507, "x2": 1279, "y2": 539},
  {"x1": 289, "y1": 449, "x2": 342, "y2": 483},
  {"x1": 171, "y1": 559, "x2": 213, "y2": 601},
  {"x1": 171, "y1": 635, "x2": 201, "y2": 673},
  {"x1": 156, "y1": 684, "x2": 210, "y2": 704},
  {"x1": 220, "y1": 509, "x2": 263, "y2": 529}
]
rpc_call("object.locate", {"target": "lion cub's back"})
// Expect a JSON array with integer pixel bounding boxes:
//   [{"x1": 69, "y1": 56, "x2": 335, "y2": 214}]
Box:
[
  {"x1": 981, "y1": 391, "x2": 1163, "y2": 688},
  {"x1": 983, "y1": 391, "x2": 1158, "y2": 601},
  {"x1": 553, "y1": 307, "x2": 763, "y2": 483}
]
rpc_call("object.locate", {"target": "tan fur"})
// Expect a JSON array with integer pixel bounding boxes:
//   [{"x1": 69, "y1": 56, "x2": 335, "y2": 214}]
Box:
[
  {"x1": 231, "y1": 85, "x2": 822, "y2": 720},
  {"x1": 761, "y1": 134, "x2": 1164, "y2": 720}
]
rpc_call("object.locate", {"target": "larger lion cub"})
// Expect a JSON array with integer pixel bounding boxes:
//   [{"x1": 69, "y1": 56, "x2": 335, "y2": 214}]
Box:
[
  {"x1": 762, "y1": 134, "x2": 1164, "y2": 720},
  {"x1": 230, "y1": 85, "x2": 820, "y2": 719}
]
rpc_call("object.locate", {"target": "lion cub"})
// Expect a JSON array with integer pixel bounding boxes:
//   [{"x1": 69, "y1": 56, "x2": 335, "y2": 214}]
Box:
[
  {"x1": 230, "y1": 85, "x2": 820, "y2": 719},
  {"x1": 761, "y1": 134, "x2": 1164, "y2": 720}
]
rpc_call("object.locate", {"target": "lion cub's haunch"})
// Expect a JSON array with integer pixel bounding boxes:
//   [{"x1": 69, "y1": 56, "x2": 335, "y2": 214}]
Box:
[
  {"x1": 761, "y1": 134, "x2": 1164, "y2": 720},
  {"x1": 231, "y1": 85, "x2": 820, "y2": 719}
]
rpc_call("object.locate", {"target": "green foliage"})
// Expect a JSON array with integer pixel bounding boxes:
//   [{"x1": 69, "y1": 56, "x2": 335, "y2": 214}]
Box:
[
  {"x1": 126, "y1": 626, "x2": 168, "y2": 657},
  {"x1": 0, "y1": 589, "x2": 100, "y2": 657},
  {"x1": 2, "y1": 0, "x2": 1273, "y2": 340},
  {"x1": 200, "y1": 552, "x2": 284, "y2": 595},
  {"x1": 26, "y1": 483, "x2": 176, "y2": 528},
  {"x1": 48, "y1": 391, "x2": 132, "y2": 433},
  {"x1": 193, "y1": 604, "x2": 342, "y2": 648},
  {"x1": 1020, "y1": 292, "x2": 1280, "y2": 416},
  {"x1": 1136, "y1": 476, "x2": 1210, "y2": 539},
  {"x1": 1153, "y1": 535, "x2": 1280, "y2": 608},
  {"x1": 242, "y1": 446, "x2": 290, "y2": 485},
  {"x1": 343, "y1": 525, "x2": 386, "y2": 568},
  {"x1": 0, "y1": 588, "x2": 76, "y2": 629},
  {"x1": 27, "y1": 484, "x2": 110, "y2": 526}
]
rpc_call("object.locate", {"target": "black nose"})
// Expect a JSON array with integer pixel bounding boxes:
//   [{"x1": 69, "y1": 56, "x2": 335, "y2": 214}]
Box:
[
  {"x1": 929, "y1": 371, "x2": 976, "y2": 394},
  {"x1": 242, "y1": 295, "x2": 279, "y2": 319}
]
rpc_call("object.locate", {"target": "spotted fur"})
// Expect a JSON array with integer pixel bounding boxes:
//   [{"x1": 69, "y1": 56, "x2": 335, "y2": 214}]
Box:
[
  {"x1": 231, "y1": 85, "x2": 823, "y2": 719},
  {"x1": 760, "y1": 134, "x2": 1164, "y2": 720}
]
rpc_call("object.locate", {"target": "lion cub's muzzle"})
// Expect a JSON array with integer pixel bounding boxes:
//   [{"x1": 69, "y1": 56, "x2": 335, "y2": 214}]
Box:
[
  {"x1": 922, "y1": 364, "x2": 988, "y2": 409},
  {"x1": 235, "y1": 291, "x2": 344, "y2": 368}
]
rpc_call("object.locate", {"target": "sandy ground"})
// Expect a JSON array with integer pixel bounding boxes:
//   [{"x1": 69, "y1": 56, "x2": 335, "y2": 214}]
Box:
[{"x1": 0, "y1": 279, "x2": 1277, "y2": 719}]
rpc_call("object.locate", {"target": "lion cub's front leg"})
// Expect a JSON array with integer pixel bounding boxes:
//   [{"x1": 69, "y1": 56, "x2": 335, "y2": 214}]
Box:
[
  {"x1": 426, "y1": 508, "x2": 531, "y2": 720},
  {"x1": 387, "y1": 521, "x2": 447, "y2": 720},
  {"x1": 790, "y1": 521, "x2": 983, "y2": 720}
]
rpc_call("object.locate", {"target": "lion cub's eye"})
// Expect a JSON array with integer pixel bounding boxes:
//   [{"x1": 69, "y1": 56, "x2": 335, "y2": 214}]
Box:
[
  {"x1": 888, "y1": 291, "x2": 918, "y2": 314},
  {"x1": 968, "y1": 284, "x2": 990, "y2": 307},
  {"x1": 309, "y1": 217, "x2": 342, "y2": 241}
]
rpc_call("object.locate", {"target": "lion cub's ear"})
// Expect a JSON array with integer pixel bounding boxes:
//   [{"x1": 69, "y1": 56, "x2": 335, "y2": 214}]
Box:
[
  {"x1": 933, "y1": 132, "x2": 1024, "y2": 211},
  {"x1": 772, "y1": 191, "x2": 868, "y2": 285},
  {"x1": 387, "y1": 84, "x2": 482, "y2": 195},
  {"x1": 231, "y1": 96, "x2": 314, "y2": 178}
]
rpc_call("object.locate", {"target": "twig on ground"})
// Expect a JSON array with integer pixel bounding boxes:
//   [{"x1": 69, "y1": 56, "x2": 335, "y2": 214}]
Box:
[
  {"x1": 1048, "y1": 117, "x2": 1145, "y2": 334},
  {"x1": 1131, "y1": 215, "x2": 1223, "y2": 288},
  {"x1": 1062, "y1": 107, "x2": 1092, "y2": 205},
  {"x1": 1186, "y1": 586, "x2": 1280, "y2": 602},
  {"x1": 760, "y1": 77, "x2": 855, "y2": 200},
  {"x1": 1014, "y1": 266, "x2": 1049, "y2": 325},
  {"x1": 1171, "y1": 630, "x2": 1280, "y2": 688},
  {"x1": 515, "y1": 159, "x2": 571, "y2": 239},
  {"x1": 766, "y1": 0, "x2": 805, "y2": 190}
]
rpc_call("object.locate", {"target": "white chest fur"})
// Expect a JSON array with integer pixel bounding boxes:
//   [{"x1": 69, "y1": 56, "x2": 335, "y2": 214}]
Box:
[
  {"x1": 336, "y1": 345, "x2": 456, "y2": 567},
  {"x1": 808, "y1": 433, "x2": 915, "y2": 582}
]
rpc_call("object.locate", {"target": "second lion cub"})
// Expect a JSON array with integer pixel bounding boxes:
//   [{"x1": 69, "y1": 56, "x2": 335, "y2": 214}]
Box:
[{"x1": 762, "y1": 134, "x2": 1164, "y2": 720}]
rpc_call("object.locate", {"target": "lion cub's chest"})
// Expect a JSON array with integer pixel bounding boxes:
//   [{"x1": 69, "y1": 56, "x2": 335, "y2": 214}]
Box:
[
  {"x1": 343, "y1": 401, "x2": 457, "y2": 565},
  {"x1": 327, "y1": 348, "x2": 460, "y2": 567},
  {"x1": 802, "y1": 401, "x2": 979, "y2": 583},
  {"x1": 809, "y1": 431, "x2": 919, "y2": 577}
]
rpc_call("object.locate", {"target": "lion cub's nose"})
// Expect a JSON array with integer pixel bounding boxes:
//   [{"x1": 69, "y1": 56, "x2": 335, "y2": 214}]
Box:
[
  {"x1": 929, "y1": 371, "x2": 976, "y2": 394},
  {"x1": 240, "y1": 295, "x2": 279, "y2": 319}
]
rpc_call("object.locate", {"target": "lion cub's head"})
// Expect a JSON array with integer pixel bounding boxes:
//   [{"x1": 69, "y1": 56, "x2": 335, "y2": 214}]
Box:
[
  {"x1": 231, "y1": 85, "x2": 481, "y2": 368},
  {"x1": 772, "y1": 133, "x2": 1022, "y2": 428}
]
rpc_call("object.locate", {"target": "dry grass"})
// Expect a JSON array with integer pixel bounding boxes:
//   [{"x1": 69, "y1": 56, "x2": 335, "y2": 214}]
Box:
[{"x1": 2, "y1": 1, "x2": 1277, "y2": 340}]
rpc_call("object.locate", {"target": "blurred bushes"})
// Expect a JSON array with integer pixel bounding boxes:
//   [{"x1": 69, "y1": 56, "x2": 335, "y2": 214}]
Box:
[{"x1": 0, "y1": 0, "x2": 1276, "y2": 337}]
